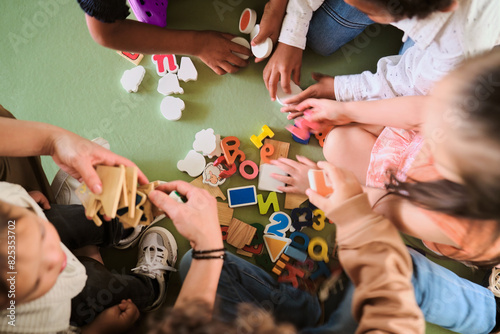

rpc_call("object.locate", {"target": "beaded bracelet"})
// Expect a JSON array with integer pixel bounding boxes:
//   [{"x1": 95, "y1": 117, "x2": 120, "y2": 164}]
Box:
[
  {"x1": 192, "y1": 247, "x2": 226, "y2": 260},
  {"x1": 192, "y1": 247, "x2": 225, "y2": 255}
]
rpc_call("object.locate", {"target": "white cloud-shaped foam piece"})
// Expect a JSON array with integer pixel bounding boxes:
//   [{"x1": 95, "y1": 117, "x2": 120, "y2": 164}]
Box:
[
  {"x1": 160, "y1": 96, "x2": 185, "y2": 121},
  {"x1": 193, "y1": 128, "x2": 216, "y2": 155},
  {"x1": 120, "y1": 66, "x2": 145, "y2": 93},
  {"x1": 178, "y1": 57, "x2": 198, "y2": 82},
  {"x1": 208, "y1": 134, "x2": 223, "y2": 158},
  {"x1": 157, "y1": 73, "x2": 184, "y2": 95},
  {"x1": 177, "y1": 150, "x2": 206, "y2": 177}
]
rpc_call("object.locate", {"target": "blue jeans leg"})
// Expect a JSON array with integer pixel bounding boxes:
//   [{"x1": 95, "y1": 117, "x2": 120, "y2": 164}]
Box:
[
  {"x1": 307, "y1": 0, "x2": 374, "y2": 56},
  {"x1": 180, "y1": 250, "x2": 322, "y2": 329}
]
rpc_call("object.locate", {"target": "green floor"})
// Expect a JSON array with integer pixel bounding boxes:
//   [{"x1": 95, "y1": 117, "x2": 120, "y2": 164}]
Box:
[{"x1": 0, "y1": 1, "x2": 482, "y2": 333}]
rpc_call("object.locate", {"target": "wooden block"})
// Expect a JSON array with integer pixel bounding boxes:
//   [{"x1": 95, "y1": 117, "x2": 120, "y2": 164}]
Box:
[
  {"x1": 284, "y1": 193, "x2": 308, "y2": 210},
  {"x1": 217, "y1": 202, "x2": 234, "y2": 226},
  {"x1": 125, "y1": 166, "x2": 138, "y2": 218},
  {"x1": 75, "y1": 183, "x2": 96, "y2": 216},
  {"x1": 96, "y1": 165, "x2": 125, "y2": 218},
  {"x1": 227, "y1": 218, "x2": 256, "y2": 249},
  {"x1": 191, "y1": 176, "x2": 226, "y2": 201},
  {"x1": 117, "y1": 191, "x2": 147, "y2": 228},
  {"x1": 236, "y1": 248, "x2": 254, "y2": 257},
  {"x1": 261, "y1": 139, "x2": 289, "y2": 165},
  {"x1": 117, "y1": 51, "x2": 144, "y2": 65}
]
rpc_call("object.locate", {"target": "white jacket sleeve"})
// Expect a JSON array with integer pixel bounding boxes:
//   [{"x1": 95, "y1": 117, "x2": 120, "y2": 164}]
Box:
[{"x1": 278, "y1": 0, "x2": 324, "y2": 50}]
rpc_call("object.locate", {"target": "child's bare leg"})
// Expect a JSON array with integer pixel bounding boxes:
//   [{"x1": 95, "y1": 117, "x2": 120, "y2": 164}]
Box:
[{"x1": 323, "y1": 124, "x2": 383, "y2": 185}]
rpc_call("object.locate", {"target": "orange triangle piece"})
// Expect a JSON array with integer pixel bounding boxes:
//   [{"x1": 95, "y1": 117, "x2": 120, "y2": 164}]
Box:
[{"x1": 264, "y1": 234, "x2": 291, "y2": 262}]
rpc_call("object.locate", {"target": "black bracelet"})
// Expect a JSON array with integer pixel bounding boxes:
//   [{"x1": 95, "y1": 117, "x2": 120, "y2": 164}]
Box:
[
  {"x1": 192, "y1": 247, "x2": 225, "y2": 255},
  {"x1": 192, "y1": 253, "x2": 226, "y2": 260}
]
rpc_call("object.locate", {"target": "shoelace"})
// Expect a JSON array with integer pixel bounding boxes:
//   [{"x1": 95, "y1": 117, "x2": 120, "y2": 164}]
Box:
[
  {"x1": 131, "y1": 245, "x2": 177, "y2": 276},
  {"x1": 488, "y1": 267, "x2": 500, "y2": 298}
]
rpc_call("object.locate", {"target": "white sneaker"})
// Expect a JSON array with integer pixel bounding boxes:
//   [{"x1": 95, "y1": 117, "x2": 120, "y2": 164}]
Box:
[
  {"x1": 131, "y1": 226, "x2": 178, "y2": 311},
  {"x1": 115, "y1": 214, "x2": 166, "y2": 249}
]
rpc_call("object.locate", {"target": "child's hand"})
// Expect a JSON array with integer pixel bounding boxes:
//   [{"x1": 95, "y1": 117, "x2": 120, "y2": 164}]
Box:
[
  {"x1": 196, "y1": 31, "x2": 250, "y2": 75},
  {"x1": 283, "y1": 98, "x2": 352, "y2": 126},
  {"x1": 263, "y1": 43, "x2": 303, "y2": 101},
  {"x1": 282, "y1": 72, "x2": 336, "y2": 105},
  {"x1": 148, "y1": 181, "x2": 223, "y2": 250},
  {"x1": 252, "y1": 0, "x2": 287, "y2": 48},
  {"x1": 82, "y1": 299, "x2": 140, "y2": 334},
  {"x1": 28, "y1": 191, "x2": 51, "y2": 210},
  {"x1": 306, "y1": 162, "x2": 363, "y2": 219},
  {"x1": 270, "y1": 156, "x2": 318, "y2": 194}
]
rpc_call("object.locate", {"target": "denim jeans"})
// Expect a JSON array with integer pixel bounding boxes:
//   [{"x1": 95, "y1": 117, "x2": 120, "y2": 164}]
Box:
[
  {"x1": 306, "y1": 0, "x2": 374, "y2": 56},
  {"x1": 180, "y1": 248, "x2": 496, "y2": 333}
]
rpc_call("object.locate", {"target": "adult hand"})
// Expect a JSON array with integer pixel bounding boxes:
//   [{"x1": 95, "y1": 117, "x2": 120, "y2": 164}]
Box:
[
  {"x1": 283, "y1": 72, "x2": 336, "y2": 105},
  {"x1": 49, "y1": 131, "x2": 148, "y2": 195},
  {"x1": 28, "y1": 190, "x2": 51, "y2": 210},
  {"x1": 196, "y1": 31, "x2": 251, "y2": 75},
  {"x1": 148, "y1": 181, "x2": 222, "y2": 250},
  {"x1": 82, "y1": 299, "x2": 140, "y2": 334},
  {"x1": 270, "y1": 156, "x2": 318, "y2": 194},
  {"x1": 306, "y1": 162, "x2": 363, "y2": 219},
  {"x1": 282, "y1": 98, "x2": 352, "y2": 126},
  {"x1": 253, "y1": 0, "x2": 288, "y2": 62},
  {"x1": 263, "y1": 43, "x2": 303, "y2": 101}
]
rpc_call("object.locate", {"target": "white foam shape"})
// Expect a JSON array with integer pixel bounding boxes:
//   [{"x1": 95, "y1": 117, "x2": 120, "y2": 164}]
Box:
[
  {"x1": 177, "y1": 150, "x2": 206, "y2": 177},
  {"x1": 178, "y1": 57, "x2": 198, "y2": 82},
  {"x1": 193, "y1": 128, "x2": 216, "y2": 155},
  {"x1": 276, "y1": 81, "x2": 303, "y2": 106},
  {"x1": 250, "y1": 24, "x2": 260, "y2": 41},
  {"x1": 258, "y1": 164, "x2": 287, "y2": 193},
  {"x1": 157, "y1": 73, "x2": 184, "y2": 96},
  {"x1": 208, "y1": 134, "x2": 223, "y2": 158},
  {"x1": 160, "y1": 96, "x2": 185, "y2": 121},
  {"x1": 120, "y1": 66, "x2": 145, "y2": 93},
  {"x1": 251, "y1": 37, "x2": 273, "y2": 59},
  {"x1": 202, "y1": 162, "x2": 226, "y2": 187},
  {"x1": 231, "y1": 37, "x2": 250, "y2": 60}
]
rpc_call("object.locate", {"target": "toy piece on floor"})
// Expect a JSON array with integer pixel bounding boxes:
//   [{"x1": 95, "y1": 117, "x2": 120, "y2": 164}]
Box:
[
  {"x1": 239, "y1": 160, "x2": 259, "y2": 180},
  {"x1": 258, "y1": 163, "x2": 287, "y2": 192},
  {"x1": 177, "y1": 57, "x2": 198, "y2": 82},
  {"x1": 236, "y1": 248, "x2": 255, "y2": 257},
  {"x1": 260, "y1": 143, "x2": 274, "y2": 165},
  {"x1": 312, "y1": 209, "x2": 327, "y2": 231},
  {"x1": 250, "y1": 24, "x2": 273, "y2": 59},
  {"x1": 284, "y1": 193, "x2": 308, "y2": 210},
  {"x1": 152, "y1": 54, "x2": 179, "y2": 76},
  {"x1": 221, "y1": 225, "x2": 229, "y2": 240},
  {"x1": 314, "y1": 126, "x2": 334, "y2": 148},
  {"x1": 278, "y1": 264, "x2": 305, "y2": 288},
  {"x1": 227, "y1": 185, "x2": 257, "y2": 208},
  {"x1": 310, "y1": 261, "x2": 332, "y2": 281},
  {"x1": 117, "y1": 51, "x2": 144, "y2": 65},
  {"x1": 160, "y1": 96, "x2": 185, "y2": 121},
  {"x1": 193, "y1": 128, "x2": 217, "y2": 156},
  {"x1": 308, "y1": 237, "x2": 330, "y2": 263},
  {"x1": 226, "y1": 218, "x2": 257, "y2": 249},
  {"x1": 239, "y1": 8, "x2": 257, "y2": 34},
  {"x1": 250, "y1": 125, "x2": 275, "y2": 149},
  {"x1": 208, "y1": 134, "x2": 223, "y2": 158},
  {"x1": 290, "y1": 207, "x2": 313, "y2": 232},
  {"x1": 124, "y1": 166, "x2": 138, "y2": 218},
  {"x1": 257, "y1": 191, "x2": 279, "y2": 215},
  {"x1": 308, "y1": 170, "x2": 333, "y2": 197},
  {"x1": 213, "y1": 156, "x2": 237, "y2": 179},
  {"x1": 157, "y1": 73, "x2": 184, "y2": 95},
  {"x1": 120, "y1": 66, "x2": 146, "y2": 93},
  {"x1": 190, "y1": 176, "x2": 226, "y2": 201},
  {"x1": 177, "y1": 150, "x2": 206, "y2": 177},
  {"x1": 129, "y1": 0, "x2": 168, "y2": 27},
  {"x1": 290, "y1": 231, "x2": 310, "y2": 252},
  {"x1": 286, "y1": 124, "x2": 310, "y2": 142},
  {"x1": 292, "y1": 131, "x2": 310, "y2": 144},
  {"x1": 249, "y1": 223, "x2": 265, "y2": 246},
  {"x1": 287, "y1": 118, "x2": 323, "y2": 141},
  {"x1": 242, "y1": 242, "x2": 264, "y2": 256},
  {"x1": 263, "y1": 234, "x2": 291, "y2": 262},
  {"x1": 261, "y1": 139, "x2": 290, "y2": 165},
  {"x1": 202, "y1": 162, "x2": 226, "y2": 187},
  {"x1": 284, "y1": 245, "x2": 308, "y2": 262},
  {"x1": 265, "y1": 211, "x2": 291, "y2": 237},
  {"x1": 221, "y1": 136, "x2": 246, "y2": 166},
  {"x1": 276, "y1": 81, "x2": 303, "y2": 106},
  {"x1": 217, "y1": 202, "x2": 234, "y2": 226},
  {"x1": 231, "y1": 37, "x2": 251, "y2": 60},
  {"x1": 272, "y1": 254, "x2": 290, "y2": 275}
]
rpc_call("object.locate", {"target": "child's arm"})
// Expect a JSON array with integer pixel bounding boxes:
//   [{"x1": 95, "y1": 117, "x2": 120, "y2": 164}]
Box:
[
  {"x1": 148, "y1": 181, "x2": 223, "y2": 310},
  {"x1": 81, "y1": 299, "x2": 140, "y2": 334},
  {"x1": 307, "y1": 162, "x2": 425, "y2": 333},
  {"x1": 283, "y1": 96, "x2": 427, "y2": 130},
  {"x1": 85, "y1": 15, "x2": 251, "y2": 75}
]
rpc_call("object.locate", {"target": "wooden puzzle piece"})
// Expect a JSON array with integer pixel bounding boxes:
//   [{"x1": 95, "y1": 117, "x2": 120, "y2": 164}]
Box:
[
  {"x1": 257, "y1": 191, "x2": 279, "y2": 215},
  {"x1": 236, "y1": 248, "x2": 255, "y2": 257},
  {"x1": 177, "y1": 150, "x2": 206, "y2": 177},
  {"x1": 152, "y1": 54, "x2": 179, "y2": 76},
  {"x1": 250, "y1": 125, "x2": 274, "y2": 149},
  {"x1": 239, "y1": 8, "x2": 257, "y2": 34},
  {"x1": 193, "y1": 128, "x2": 217, "y2": 156},
  {"x1": 160, "y1": 96, "x2": 185, "y2": 121},
  {"x1": 117, "y1": 191, "x2": 147, "y2": 228},
  {"x1": 231, "y1": 37, "x2": 251, "y2": 60},
  {"x1": 75, "y1": 183, "x2": 95, "y2": 216},
  {"x1": 276, "y1": 81, "x2": 303, "y2": 106},
  {"x1": 190, "y1": 176, "x2": 226, "y2": 200},
  {"x1": 157, "y1": 73, "x2": 184, "y2": 95},
  {"x1": 263, "y1": 234, "x2": 291, "y2": 262},
  {"x1": 202, "y1": 162, "x2": 226, "y2": 187},
  {"x1": 239, "y1": 160, "x2": 259, "y2": 180},
  {"x1": 117, "y1": 51, "x2": 144, "y2": 65},
  {"x1": 227, "y1": 186, "x2": 257, "y2": 208},
  {"x1": 284, "y1": 193, "x2": 308, "y2": 210},
  {"x1": 265, "y1": 211, "x2": 291, "y2": 237},
  {"x1": 96, "y1": 165, "x2": 126, "y2": 218},
  {"x1": 221, "y1": 136, "x2": 246, "y2": 166},
  {"x1": 177, "y1": 57, "x2": 198, "y2": 82},
  {"x1": 227, "y1": 218, "x2": 257, "y2": 249},
  {"x1": 120, "y1": 66, "x2": 145, "y2": 93},
  {"x1": 260, "y1": 143, "x2": 274, "y2": 165},
  {"x1": 258, "y1": 163, "x2": 286, "y2": 193},
  {"x1": 308, "y1": 237, "x2": 329, "y2": 263},
  {"x1": 262, "y1": 139, "x2": 290, "y2": 164},
  {"x1": 217, "y1": 202, "x2": 234, "y2": 226}
]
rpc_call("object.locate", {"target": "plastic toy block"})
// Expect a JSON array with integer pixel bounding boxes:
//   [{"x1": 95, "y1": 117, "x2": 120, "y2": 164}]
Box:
[
  {"x1": 190, "y1": 176, "x2": 226, "y2": 201},
  {"x1": 177, "y1": 150, "x2": 206, "y2": 177},
  {"x1": 160, "y1": 96, "x2": 185, "y2": 121},
  {"x1": 308, "y1": 170, "x2": 333, "y2": 197},
  {"x1": 260, "y1": 143, "x2": 274, "y2": 165},
  {"x1": 258, "y1": 163, "x2": 287, "y2": 193},
  {"x1": 257, "y1": 192, "x2": 279, "y2": 215},
  {"x1": 239, "y1": 160, "x2": 259, "y2": 180},
  {"x1": 157, "y1": 73, "x2": 184, "y2": 95},
  {"x1": 291, "y1": 207, "x2": 313, "y2": 231},
  {"x1": 276, "y1": 81, "x2": 303, "y2": 106},
  {"x1": 217, "y1": 202, "x2": 234, "y2": 226},
  {"x1": 152, "y1": 54, "x2": 178, "y2": 76},
  {"x1": 117, "y1": 51, "x2": 144, "y2": 65},
  {"x1": 221, "y1": 136, "x2": 246, "y2": 166},
  {"x1": 312, "y1": 209, "x2": 327, "y2": 231},
  {"x1": 193, "y1": 128, "x2": 217, "y2": 156},
  {"x1": 129, "y1": 0, "x2": 168, "y2": 27},
  {"x1": 250, "y1": 25, "x2": 273, "y2": 59},
  {"x1": 249, "y1": 223, "x2": 265, "y2": 246},
  {"x1": 272, "y1": 254, "x2": 290, "y2": 275},
  {"x1": 208, "y1": 134, "x2": 223, "y2": 158},
  {"x1": 250, "y1": 125, "x2": 275, "y2": 149},
  {"x1": 177, "y1": 57, "x2": 198, "y2": 82},
  {"x1": 292, "y1": 133, "x2": 310, "y2": 144},
  {"x1": 120, "y1": 66, "x2": 146, "y2": 93},
  {"x1": 290, "y1": 231, "x2": 310, "y2": 252},
  {"x1": 278, "y1": 264, "x2": 305, "y2": 288},
  {"x1": 227, "y1": 185, "x2": 257, "y2": 208},
  {"x1": 227, "y1": 218, "x2": 256, "y2": 249},
  {"x1": 284, "y1": 193, "x2": 308, "y2": 210},
  {"x1": 231, "y1": 37, "x2": 251, "y2": 60},
  {"x1": 284, "y1": 245, "x2": 307, "y2": 262},
  {"x1": 262, "y1": 139, "x2": 290, "y2": 164},
  {"x1": 221, "y1": 225, "x2": 229, "y2": 241},
  {"x1": 295, "y1": 117, "x2": 323, "y2": 132},
  {"x1": 202, "y1": 162, "x2": 226, "y2": 187},
  {"x1": 308, "y1": 237, "x2": 329, "y2": 263},
  {"x1": 263, "y1": 234, "x2": 291, "y2": 262},
  {"x1": 310, "y1": 261, "x2": 332, "y2": 280},
  {"x1": 265, "y1": 212, "x2": 291, "y2": 237},
  {"x1": 213, "y1": 155, "x2": 237, "y2": 179},
  {"x1": 242, "y1": 242, "x2": 264, "y2": 255},
  {"x1": 286, "y1": 124, "x2": 310, "y2": 141},
  {"x1": 239, "y1": 8, "x2": 257, "y2": 34}
]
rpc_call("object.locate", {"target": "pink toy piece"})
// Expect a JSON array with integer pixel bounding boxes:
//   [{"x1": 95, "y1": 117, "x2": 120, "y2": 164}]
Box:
[
  {"x1": 152, "y1": 54, "x2": 179, "y2": 76},
  {"x1": 129, "y1": 0, "x2": 168, "y2": 27},
  {"x1": 295, "y1": 117, "x2": 322, "y2": 132},
  {"x1": 214, "y1": 156, "x2": 237, "y2": 179},
  {"x1": 286, "y1": 124, "x2": 310, "y2": 141},
  {"x1": 239, "y1": 160, "x2": 259, "y2": 180}
]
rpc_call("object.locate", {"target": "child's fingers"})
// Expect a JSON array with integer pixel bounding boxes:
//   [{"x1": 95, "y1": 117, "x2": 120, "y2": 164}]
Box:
[
  {"x1": 148, "y1": 190, "x2": 182, "y2": 219},
  {"x1": 281, "y1": 76, "x2": 292, "y2": 95},
  {"x1": 270, "y1": 172, "x2": 293, "y2": 185},
  {"x1": 296, "y1": 155, "x2": 317, "y2": 168},
  {"x1": 286, "y1": 111, "x2": 304, "y2": 120},
  {"x1": 155, "y1": 180, "x2": 196, "y2": 197},
  {"x1": 306, "y1": 188, "x2": 330, "y2": 210},
  {"x1": 317, "y1": 161, "x2": 344, "y2": 187}
]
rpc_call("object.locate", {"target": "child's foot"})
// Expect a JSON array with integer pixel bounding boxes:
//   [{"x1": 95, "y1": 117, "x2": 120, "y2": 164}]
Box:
[
  {"x1": 270, "y1": 156, "x2": 318, "y2": 194},
  {"x1": 129, "y1": 0, "x2": 168, "y2": 27},
  {"x1": 131, "y1": 226, "x2": 178, "y2": 311},
  {"x1": 115, "y1": 214, "x2": 166, "y2": 249}
]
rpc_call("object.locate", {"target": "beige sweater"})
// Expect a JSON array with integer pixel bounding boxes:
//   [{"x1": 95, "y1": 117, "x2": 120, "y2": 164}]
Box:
[{"x1": 327, "y1": 193, "x2": 425, "y2": 334}]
